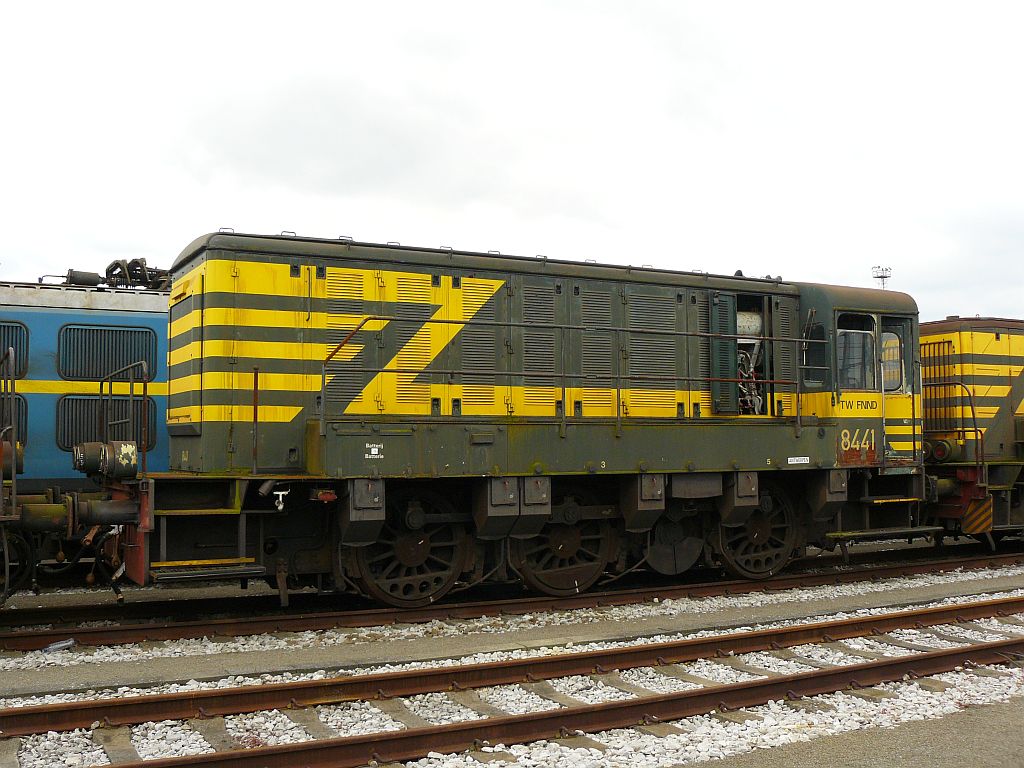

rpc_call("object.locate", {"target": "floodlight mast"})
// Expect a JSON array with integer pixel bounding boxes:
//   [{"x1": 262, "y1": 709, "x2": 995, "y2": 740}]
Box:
[{"x1": 872, "y1": 265, "x2": 892, "y2": 290}]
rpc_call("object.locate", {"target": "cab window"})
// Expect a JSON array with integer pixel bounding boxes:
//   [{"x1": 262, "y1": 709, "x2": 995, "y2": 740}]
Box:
[
  {"x1": 836, "y1": 314, "x2": 876, "y2": 390},
  {"x1": 881, "y1": 330, "x2": 903, "y2": 392}
]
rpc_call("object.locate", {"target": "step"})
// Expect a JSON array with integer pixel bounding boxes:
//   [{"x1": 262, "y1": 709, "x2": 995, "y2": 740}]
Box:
[
  {"x1": 825, "y1": 526, "x2": 943, "y2": 542},
  {"x1": 149, "y1": 565, "x2": 267, "y2": 583},
  {"x1": 857, "y1": 495, "x2": 923, "y2": 505}
]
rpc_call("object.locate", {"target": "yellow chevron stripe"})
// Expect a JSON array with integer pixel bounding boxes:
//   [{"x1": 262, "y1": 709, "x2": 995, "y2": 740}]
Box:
[
  {"x1": 167, "y1": 404, "x2": 304, "y2": 424},
  {"x1": 169, "y1": 339, "x2": 327, "y2": 367},
  {"x1": 169, "y1": 372, "x2": 323, "y2": 395},
  {"x1": 18, "y1": 380, "x2": 168, "y2": 396},
  {"x1": 169, "y1": 307, "x2": 391, "y2": 339},
  {"x1": 962, "y1": 496, "x2": 993, "y2": 534}
]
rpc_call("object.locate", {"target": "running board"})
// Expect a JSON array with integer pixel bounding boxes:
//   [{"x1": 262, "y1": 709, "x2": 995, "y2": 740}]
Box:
[
  {"x1": 856, "y1": 495, "x2": 923, "y2": 505},
  {"x1": 149, "y1": 565, "x2": 267, "y2": 583},
  {"x1": 826, "y1": 526, "x2": 943, "y2": 543}
]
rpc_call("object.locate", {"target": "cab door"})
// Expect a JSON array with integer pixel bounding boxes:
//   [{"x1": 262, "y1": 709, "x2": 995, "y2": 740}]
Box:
[
  {"x1": 835, "y1": 312, "x2": 884, "y2": 467},
  {"x1": 880, "y1": 315, "x2": 918, "y2": 466}
]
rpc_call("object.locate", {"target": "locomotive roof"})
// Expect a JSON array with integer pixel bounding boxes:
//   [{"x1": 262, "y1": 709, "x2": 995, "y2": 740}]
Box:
[
  {"x1": 175, "y1": 232, "x2": 916, "y2": 313},
  {"x1": 922, "y1": 316, "x2": 1024, "y2": 332},
  {"x1": 0, "y1": 280, "x2": 168, "y2": 312}
]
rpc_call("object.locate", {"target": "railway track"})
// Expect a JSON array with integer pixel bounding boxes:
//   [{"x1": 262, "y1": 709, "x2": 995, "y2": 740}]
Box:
[
  {"x1": 3, "y1": 594, "x2": 1023, "y2": 766},
  {"x1": 5, "y1": 539, "x2": 995, "y2": 629},
  {"x1": 1, "y1": 549, "x2": 1022, "y2": 652}
]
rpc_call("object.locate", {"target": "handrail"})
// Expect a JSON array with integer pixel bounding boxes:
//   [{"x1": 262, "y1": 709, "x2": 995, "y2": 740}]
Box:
[
  {"x1": 320, "y1": 314, "x2": 816, "y2": 424},
  {"x1": 921, "y1": 379, "x2": 986, "y2": 488},
  {"x1": 98, "y1": 361, "x2": 150, "y2": 475},
  {"x1": 0, "y1": 347, "x2": 16, "y2": 520}
]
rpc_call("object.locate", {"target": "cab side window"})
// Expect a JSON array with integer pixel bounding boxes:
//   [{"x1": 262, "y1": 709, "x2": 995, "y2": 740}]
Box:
[
  {"x1": 881, "y1": 330, "x2": 903, "y2": 392},
  {"x1": 836, "y1": 314, "x2": 876, "y2": 391}
]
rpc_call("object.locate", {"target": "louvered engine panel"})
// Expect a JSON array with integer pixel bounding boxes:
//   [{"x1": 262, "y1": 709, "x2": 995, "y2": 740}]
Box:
[
  {"x1": 772, "y1": 297, "x2": 798, "y2": 396},
  {"x1": 626, "y1": 293, "x2": 676, "y2": 414},
  {"x1": 57, "y1": 395, "x2": 157, "y2": 450},
  {"x1": 710, "y1": 292, "x2": 738, "y2": 414},
  {"x1": 580, "y1": 289, "x2": 614, "y2": 412},
  {"x1": 459, "y1": 279, "x2": 498, "y2": 409},
  {"x1": 58, "y1": 325, "x2": 156, "y2": 381},
  {"x1": 0, "y1": 322, "x2": 28, "y2": 378},
  {"x1": 695, "y1": 292, "x2": 712, "y2": 414},
  {"x1": 325, "y1": 271, "x2": 371, "y2": 411},
  {"x1": 394, "y1": 274, "x2": 433, "y2": 405},
  {"x1": 522, "y1": 285, "x2": 558, "y2": 410},
  {"x1": 0, "y1": 395, "x2": 27, "y2": 445}
]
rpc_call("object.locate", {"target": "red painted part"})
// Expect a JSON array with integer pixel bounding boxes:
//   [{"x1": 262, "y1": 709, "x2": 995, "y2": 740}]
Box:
[
  {"x1": 123, "y1": 524, "x2": 147, "y2": 586},
  {"x1": 124, "y1": 486, "x2": 151, "y2": 585}
]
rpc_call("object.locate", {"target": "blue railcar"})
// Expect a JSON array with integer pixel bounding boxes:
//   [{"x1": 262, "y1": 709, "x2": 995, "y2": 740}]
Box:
[{"x1": 0, "y1": 280, "x2": 168, "y2": 490}]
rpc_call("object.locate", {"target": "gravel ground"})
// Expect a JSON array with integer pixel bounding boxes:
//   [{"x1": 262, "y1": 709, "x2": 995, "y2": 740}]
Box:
[
  {"x1": 130, "y1": 720, "x2": 212, "y2": 760},
  {"x1": 401, "y1": 664, "x2": 1024, "y2": 768},
  {"x1": 478, "y1": 685, "x2": 563, "y2": 715},
  {"x1": 3, "y1": 563, "x2": 1022, "y2": 767},
  {"x1": 735, "y1": 651, "x2": 815, "y2": 674},
  {"x1": 403, "y1": 693, "x2": 485, "y2": 725},
  {"x1": 790, "y1": 643, "x2": 870, "y2": 666},
  {"x1": 17, "y1": 729, "x2": 109, "y2": 767},
  {"x1": 838, "y1": 636, "x2": 915, "y2": 656},
  {"x1": 4, "y1": 567, "x2": 1024, "y2": 675},
  {"x1": 317, "y1": 701, "x2": 405, "y2": 735},
  {"x1": 223, "y1": 709, "x2": 311, "y2": 748},
  {"x1": 618, "y1": 666, "x2": 702, "y2": 694},
  {"x1": 677, "y1": 658, "x2": 760, "y2": 683},
  {"x1": 548, "y1": 675, "x2": 635, "y2": 704}
]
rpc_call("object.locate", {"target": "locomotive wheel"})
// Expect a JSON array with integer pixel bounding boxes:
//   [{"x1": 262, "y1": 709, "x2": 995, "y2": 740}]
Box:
[
  {"x1": 349, "y1": 492, "x2": 469, "y2": 608},
  {"x1": 715, "y1": 484, "x2": 798, "y2": 579},
  {"x1": 0, "y1": 528, "x2": 31, "y2": 600},
  {"x1": 510, "y1": 519, "x2": 615, "y2": 596}
]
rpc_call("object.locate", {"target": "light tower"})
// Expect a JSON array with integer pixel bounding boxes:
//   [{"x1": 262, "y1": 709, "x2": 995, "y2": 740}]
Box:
[{"x1": 872, "y1": 265, "x2": 892, "y2": 290}]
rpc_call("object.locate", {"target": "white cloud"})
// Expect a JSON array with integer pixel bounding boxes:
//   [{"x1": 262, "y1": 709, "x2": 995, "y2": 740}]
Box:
[{"x1": 1, "y1": 1, "x2": 1022, "y2": 320}]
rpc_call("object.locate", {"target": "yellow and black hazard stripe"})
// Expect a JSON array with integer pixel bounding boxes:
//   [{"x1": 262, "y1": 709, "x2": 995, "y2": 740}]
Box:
[{"x1": 961, "y1": 495, "x2": 994, "y2": 534}]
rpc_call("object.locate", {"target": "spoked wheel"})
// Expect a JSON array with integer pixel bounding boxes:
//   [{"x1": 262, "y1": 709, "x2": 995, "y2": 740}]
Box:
[
  {"x1": 0, "y1": 527, "x2": 31, "y2": 602},
  {"x1": 509, "y1": 519, "x2": 616, "y2": 596},
  {"x1": 715, "y1": 484, "x2": 799, "y2": 579},
  {"x1": 349, "y1": 492, "x2": 469, "y2": 608}
]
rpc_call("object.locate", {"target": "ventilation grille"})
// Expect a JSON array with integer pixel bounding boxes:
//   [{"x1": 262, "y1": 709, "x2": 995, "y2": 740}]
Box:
[
  {"x1": 0, "y1": 395, "x2": 27, "y2": 445},
  {"x1": 523, "y1": 285, "x2": 557, "y2": 406},
  {"x1": 459, "y1": 280, "x2": 497, "y2": 406},
  {"x1": 922, "y1": 339, "x2": 957, "y2": 432},
  {"x1": 627, "y1": 293, "x2": 675, "y2": 380},
  {"x1": 394, "y1": 275, "x2": 433, "y2": 404},
  {"x1": 710, "y1": 293, "x2": 738, "y2": 414},
  {"x1": 58, "y1": 326, "x2": 156, "y2": 381},
  {"x1": 580, "y1": 290, "x2": 614, "y2": 409},
  {"x1": 325, "y1": 273, "x2": 370, "y2": 409},
  {"x1": 57, "y1": 395, "x2": 156, "y2": 451},
  {"x1": 0, "y1": 322, "x2": 28, "y2": 378},
  {"x1": 773, "y1": 298, "x2": 797, "y2": 393}
]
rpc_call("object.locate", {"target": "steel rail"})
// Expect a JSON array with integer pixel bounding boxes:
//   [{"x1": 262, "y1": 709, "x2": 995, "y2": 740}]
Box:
[
  {"x1": 100, "y1": 634, "x2": 1024, "y2": 767},
  {"x1": 2, "y1": 593, "x2": 1023, "y2": 738},
  {"x1": 3, "y1": 540, "x2": 1013, "y2": 631},
  {"x1": 1, "y1": 550, "x2": 1022, "y2": 651}
]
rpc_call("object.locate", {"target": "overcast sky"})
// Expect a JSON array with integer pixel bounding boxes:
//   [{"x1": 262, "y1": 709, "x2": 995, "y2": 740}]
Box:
[{"x1": 2, "y1": 2, "x2": 1022, "y2": 321}]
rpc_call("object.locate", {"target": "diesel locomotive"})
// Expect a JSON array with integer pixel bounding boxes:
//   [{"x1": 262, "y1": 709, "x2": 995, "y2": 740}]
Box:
[
  {"x1": 3, "y1": 232, "x2": 998, "y2": 607},
  {"x1": 921, "y1": 316, "x2": 1024, "y2": 539}
]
